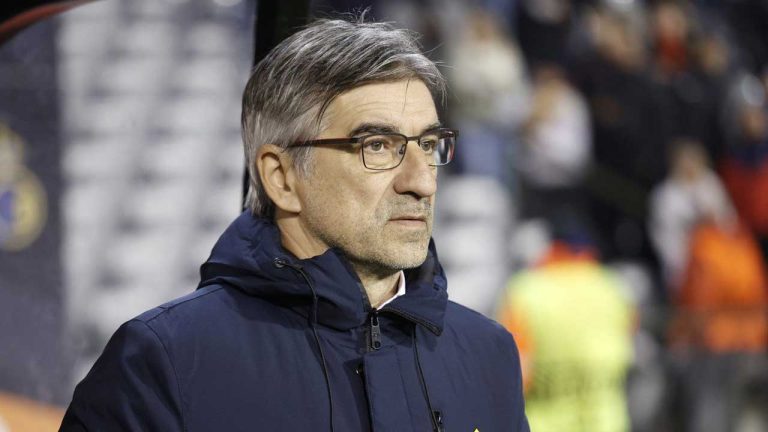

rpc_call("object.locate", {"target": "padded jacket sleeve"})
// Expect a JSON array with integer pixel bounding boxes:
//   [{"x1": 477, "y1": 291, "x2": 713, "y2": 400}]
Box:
[{"x1": 59, "y1": 319, "x2": 185, "y2": 432}]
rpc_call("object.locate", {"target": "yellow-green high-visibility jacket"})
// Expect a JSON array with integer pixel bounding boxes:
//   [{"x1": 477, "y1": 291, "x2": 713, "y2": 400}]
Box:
[{"x1": 499, "y1": 260, "x2": 634, "y2": 432}]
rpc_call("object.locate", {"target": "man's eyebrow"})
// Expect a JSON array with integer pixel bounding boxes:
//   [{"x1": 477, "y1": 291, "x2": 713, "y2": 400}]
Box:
[
  {"x1": 349, "y1": 121, "x2": 444, "y2": 136},
  {"x1": 421, "y1": 122, "x2": 443, "y2": 133},
  {"x1": 349, "y1": 122, "x2": 399, "y2": 136}
]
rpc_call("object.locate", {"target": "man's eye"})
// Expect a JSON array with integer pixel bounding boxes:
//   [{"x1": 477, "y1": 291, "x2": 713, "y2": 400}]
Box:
[
  {"x1": 366, "y1": 141, "x2": 386, "y2": 152},
  {"x1": 363, "y1": 136, "x2": 393, "y2": 153},
  {"x1": 419, "y1": 140, "x2": 436, "y2": 152}
]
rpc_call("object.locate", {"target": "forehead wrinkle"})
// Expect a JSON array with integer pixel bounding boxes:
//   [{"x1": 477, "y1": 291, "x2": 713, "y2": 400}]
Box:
[
  {"x1": 339, "y1": 102, "x2": 402, "y2": 134},
  {"x1": 321, "y1": 80, "x2": 438, "y2": 137},
  {"x1": 317, "y1": 98, "x2": 377, "y2": 137},
  {"x1": 335, "y1": 98, "x2": 393, "y2": 125}
]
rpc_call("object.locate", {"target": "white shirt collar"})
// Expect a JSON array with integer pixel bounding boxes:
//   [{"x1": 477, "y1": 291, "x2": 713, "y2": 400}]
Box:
[{"x1": 376, "y1": 270, "x2": 406, "y2": 310}]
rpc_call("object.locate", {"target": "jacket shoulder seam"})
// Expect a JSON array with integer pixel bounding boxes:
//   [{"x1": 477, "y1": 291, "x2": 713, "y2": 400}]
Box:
[
  {"x1": 141, "y1": 285, "x2": 227, "y2": 323},
  {"x1": 132, "y1": 319, "x2": 189, "y2": 432}
]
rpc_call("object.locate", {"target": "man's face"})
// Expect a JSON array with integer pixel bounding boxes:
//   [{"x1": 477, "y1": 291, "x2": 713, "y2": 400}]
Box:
[{"x1": 295, "y1": 79, "x2": 439, "y2": 274}]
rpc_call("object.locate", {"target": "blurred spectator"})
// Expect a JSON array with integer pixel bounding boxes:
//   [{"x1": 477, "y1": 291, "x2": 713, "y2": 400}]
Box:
[
  {"x1": 649, "y1": 136, "x2": 768, "y2": 431},
  {"x1": 651, "y1": 1, "x2": 692, "y2": 77},
  {"x1": 650, "y1": 2, "x2": 735, "y2": 163},
  {"x1": 722, "y1": 0, "x2": 768, "y2": 74},
  {"x1": 515, "y1": 0, "x2": 573, "y2": 65},
  {"x1": 498, "y1": 219, "x2": 635, "y2": 432},
  {"x1": 649, "y1": 138, "x2": 735, "y2": 293},
  {"x1": 668, "y1": 219, "x2": 768, "y2": 432},
  {"x1": 670, "y1": 221, "x2": 768, "y2": 353},
  {"x1": 572, "y1": 7, "x2": 666, "y2": 261},
  {"x1": 719, "y1": 73, "x2": 768, "y2": 260},
  {"x1": 517, "y1": 63, "x2": 591, "y2": 223},
  {"x1": 447, "y1": 8, "x2": 528, "y2": 188},
  {"x1": 655, "y1": 133, "x2": 768, "y2": 432},
  {"x1": 686, "y1": 31, "x2": 734, "y2": 162}
]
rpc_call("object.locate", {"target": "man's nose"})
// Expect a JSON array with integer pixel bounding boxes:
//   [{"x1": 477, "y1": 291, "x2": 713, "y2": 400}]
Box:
[{"x1": 392, "y1": 142, "x2": 437, "y2": 198}]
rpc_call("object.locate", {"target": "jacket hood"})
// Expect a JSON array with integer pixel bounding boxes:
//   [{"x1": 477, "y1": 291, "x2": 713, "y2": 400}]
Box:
[{"x1": 198, "y1": 211, "x2": 448, "y2": 334}]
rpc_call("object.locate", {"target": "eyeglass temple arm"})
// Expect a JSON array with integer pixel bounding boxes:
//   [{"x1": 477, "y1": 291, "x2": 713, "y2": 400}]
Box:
[
  {"x1": 290, "y1": 137, "x2": 361, "y2": 147},
  {"x1": 290, "y1": 129, "x2": 457, "y2": 148}
]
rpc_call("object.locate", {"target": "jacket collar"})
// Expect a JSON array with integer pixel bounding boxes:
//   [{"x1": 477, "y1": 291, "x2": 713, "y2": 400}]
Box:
[{"x1": 198, "y1": 211, "x2": 447, "y2": 334}]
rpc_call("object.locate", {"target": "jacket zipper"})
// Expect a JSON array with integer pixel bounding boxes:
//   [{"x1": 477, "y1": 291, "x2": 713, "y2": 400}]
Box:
[
  {"x1": 434, "y1": 411, "x2": 445, "y2": 432},
  {"x1": 278, "y1": 257, "x2": 439, "y2": 430},
  {"x1": 369, "y1": 311, "x2": 382, "y2": 351}
]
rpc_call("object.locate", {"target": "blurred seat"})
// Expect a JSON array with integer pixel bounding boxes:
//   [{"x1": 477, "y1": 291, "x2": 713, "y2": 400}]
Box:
[
  {"x1": 60, "y1": 0, "x2": 250, "y2": 387},
  {"x1": 434, "y1": 175, "x2": 514, "y2": 316}
]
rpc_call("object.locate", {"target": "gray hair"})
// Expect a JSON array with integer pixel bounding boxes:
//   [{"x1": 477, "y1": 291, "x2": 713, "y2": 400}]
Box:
[{"x1": 241, "y1": 15, "x2": 446, "y2": 217}]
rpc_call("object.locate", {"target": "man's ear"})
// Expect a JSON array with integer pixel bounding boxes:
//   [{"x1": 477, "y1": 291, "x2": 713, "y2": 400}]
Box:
[{"x1": 256, "y1": 144, "x2": 302, "y2": 214}]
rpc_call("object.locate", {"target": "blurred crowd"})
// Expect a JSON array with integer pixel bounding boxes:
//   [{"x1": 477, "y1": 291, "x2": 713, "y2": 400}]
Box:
[{"x1": 362, "y1": 0, "x2": 768, "y2": 430}]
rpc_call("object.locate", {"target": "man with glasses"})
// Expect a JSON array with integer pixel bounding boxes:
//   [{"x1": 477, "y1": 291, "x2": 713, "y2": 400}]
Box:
[{"x1": 61, "y1": 16, "x2": 528, "y2": 432}]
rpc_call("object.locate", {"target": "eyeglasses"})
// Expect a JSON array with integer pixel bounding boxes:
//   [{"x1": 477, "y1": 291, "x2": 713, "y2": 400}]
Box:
[{"x1": 289, "y1": 128, "x2": 458, "y2": 170}]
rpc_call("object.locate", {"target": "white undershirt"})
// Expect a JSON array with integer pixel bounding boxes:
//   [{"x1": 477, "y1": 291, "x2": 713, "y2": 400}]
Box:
[{"x1": 376, "y1": 270, "x2": 406, "y2": 310}]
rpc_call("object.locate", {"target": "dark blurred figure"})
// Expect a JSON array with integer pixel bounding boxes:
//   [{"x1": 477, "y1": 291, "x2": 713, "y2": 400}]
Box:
[
  {"x1": 649, "y1": 1, "x2": 735, "y2": 163},
  {"x1": 722, "y1": 0, "x2": 768, "y2": 75},
  {"x1": 719, "y1": 73, "x2": 768, "y2": 262},
  {"x1": 688, "y1": 31, "x2": 734, "y2": 161},
  {"x1": 571, "y1": 6, "x2": 666, "y2": 265},
  {"x1": 515, "y1": 0, "x2": 573, "y2": 65},
  {"x1": 498, "y1": 217, "x2": 635, "y2": 432}
]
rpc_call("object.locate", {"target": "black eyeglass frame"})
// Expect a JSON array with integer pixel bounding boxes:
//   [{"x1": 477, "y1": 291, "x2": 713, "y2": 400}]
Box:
[{"x1": 288, "y1": 127, "x2": 458, "y2": 171}]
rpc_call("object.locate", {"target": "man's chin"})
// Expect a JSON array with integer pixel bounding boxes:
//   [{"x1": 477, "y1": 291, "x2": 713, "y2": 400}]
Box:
[
  {"x1": 343, "y1": 232, "x2": 431, "y2": 273},
  {"x1": 383, "y1": 243, "x2": 430, "y2": 270}
]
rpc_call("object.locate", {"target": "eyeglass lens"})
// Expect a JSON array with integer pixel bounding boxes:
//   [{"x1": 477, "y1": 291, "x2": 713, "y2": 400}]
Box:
[{"x1": 361, "y1": 131, "x2": 455, "y2": 170}]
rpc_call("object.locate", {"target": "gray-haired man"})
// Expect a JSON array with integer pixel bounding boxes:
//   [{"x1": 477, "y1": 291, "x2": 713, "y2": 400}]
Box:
[{"x1": 61, "y1": 16, "x2": 529, "y2": 432}]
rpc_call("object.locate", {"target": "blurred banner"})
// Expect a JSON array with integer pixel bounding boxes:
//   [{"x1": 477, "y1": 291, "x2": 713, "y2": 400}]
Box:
[{"x1": 0, "y1": 18, "x2": 69, "y2": 404}]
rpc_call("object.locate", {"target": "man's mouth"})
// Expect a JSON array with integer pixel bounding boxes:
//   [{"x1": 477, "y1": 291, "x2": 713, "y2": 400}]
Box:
[
  {"x1": 389, "y1": 214, "x2": 428, "y2": 222},
  {"x1": 388, "y1": 215, "x2": 429, "y2": 228}
]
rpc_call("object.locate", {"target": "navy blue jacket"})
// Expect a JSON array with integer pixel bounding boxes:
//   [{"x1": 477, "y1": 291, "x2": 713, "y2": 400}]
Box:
[{"x1": 61, "y1": 212, "x2": 529, "y2": 431}]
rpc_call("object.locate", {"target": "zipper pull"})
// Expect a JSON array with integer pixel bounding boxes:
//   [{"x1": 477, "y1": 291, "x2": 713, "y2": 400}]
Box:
[
  {"x1": 370, "y1": 313, "x2": 382, "y2": 350},
  {"x1": 434, "y1": 411, "x2": 445, "y2": 432},
  {"x1": 273, "y1": 257, "x2": 303, "y2": 271}
]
